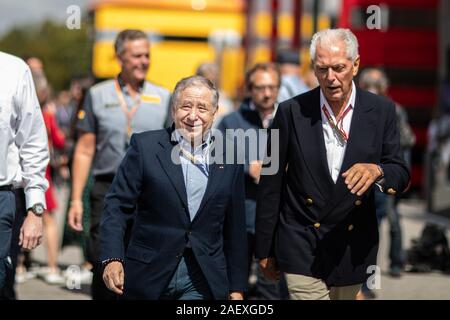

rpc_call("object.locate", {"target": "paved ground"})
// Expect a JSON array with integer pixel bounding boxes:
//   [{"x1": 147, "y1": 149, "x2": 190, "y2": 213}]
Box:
[
  {"x1": 14, "y1": 187, "x2": 450, "y2": 300},
  {"x1": 375, "y1": 199, "x2": 450, "y2": 300}
]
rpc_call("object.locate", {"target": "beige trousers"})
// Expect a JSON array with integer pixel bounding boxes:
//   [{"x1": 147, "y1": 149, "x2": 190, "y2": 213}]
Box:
[{"x1": 285, "y1": 273, "x2": 361, "y2": 300}]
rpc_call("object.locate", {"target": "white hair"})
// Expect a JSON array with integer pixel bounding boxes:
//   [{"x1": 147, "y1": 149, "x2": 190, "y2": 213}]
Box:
[{"x1": 310, "y1": 28, "x2": 359, "y2": 62}]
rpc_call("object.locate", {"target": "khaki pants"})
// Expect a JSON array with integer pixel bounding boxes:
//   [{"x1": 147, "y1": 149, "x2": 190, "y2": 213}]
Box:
[{"x1": 285, "y1": 273, "x2": 361, "y2": 300}]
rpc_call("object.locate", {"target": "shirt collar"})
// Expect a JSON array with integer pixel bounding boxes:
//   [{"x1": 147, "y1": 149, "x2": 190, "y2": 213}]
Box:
[
  {"x1": 249, "y1": 100, "x2": 277, "y2": 127},
  {"x1": 320, "y1": 81, "x2": 356, "y2": 116},
  {"x1": 171, "y1": 128, "x2": 213, "y2": 155},
  {"x1": 117, "y1": 73, "x2": 145, "y2": 95}
]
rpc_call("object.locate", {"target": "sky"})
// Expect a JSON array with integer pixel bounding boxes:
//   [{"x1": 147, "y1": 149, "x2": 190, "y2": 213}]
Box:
[{"x1": 0, "y1": 0, "x2": 90, "y2": 36}]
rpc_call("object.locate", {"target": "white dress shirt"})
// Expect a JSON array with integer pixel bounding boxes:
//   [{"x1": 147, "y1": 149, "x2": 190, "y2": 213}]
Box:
[
  {"x1": 320, "y1": 81, "x2": 356, "y2": 183},
  {"x1": 0, "y1": 51, "x2": 49, "y2": 209}
]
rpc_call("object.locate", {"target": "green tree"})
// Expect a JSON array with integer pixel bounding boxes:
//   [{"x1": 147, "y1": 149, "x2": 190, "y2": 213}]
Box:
[{"x1": 0, "y1": 19, "x2": 91, "y2": 92}]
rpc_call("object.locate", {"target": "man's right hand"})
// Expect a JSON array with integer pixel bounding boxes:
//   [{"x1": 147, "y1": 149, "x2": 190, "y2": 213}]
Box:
[
  {"x1": 103, "y1": 261, "x2": 124, "y2": 295},
  {"x1": 67, "y1": 201, "x2": 83, "y2": 231},
  {"x1": 249, "y1": 160, "x2": 263, "y2": 183},
  {"x1": 259, "y1": 257, "x2": 280, "y2": 281}
]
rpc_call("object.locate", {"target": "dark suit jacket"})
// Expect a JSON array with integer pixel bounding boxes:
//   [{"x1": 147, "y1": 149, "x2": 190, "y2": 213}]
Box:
[
  {"x1": 255, "y1": 87, "x2": 410, "y2": 286},
  {"x1": 100, "y1": 128, "x2": 248, "y2": 299}
]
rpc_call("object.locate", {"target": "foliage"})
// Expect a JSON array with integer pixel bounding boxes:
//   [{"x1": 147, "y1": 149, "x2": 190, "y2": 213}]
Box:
[{"x1": 0, "y1": 19, "x2": 92, "y2": 91}]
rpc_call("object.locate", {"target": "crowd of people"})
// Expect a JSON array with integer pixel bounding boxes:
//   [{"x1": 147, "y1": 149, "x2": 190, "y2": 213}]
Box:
[{"x1": 2, "y1": 27, "x2": 436, "y2": 301}]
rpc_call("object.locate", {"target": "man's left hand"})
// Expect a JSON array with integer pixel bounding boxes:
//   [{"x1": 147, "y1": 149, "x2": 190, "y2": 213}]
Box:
[
  {"x1": 229, "y1": 291, "x2": 244, "y2": 300},
  {"x1": 342, "y1": 163, "x2": 382, "y2": 196},
  {"x1": 19, "y1": 212, "x2": 43, "y2": 250}
]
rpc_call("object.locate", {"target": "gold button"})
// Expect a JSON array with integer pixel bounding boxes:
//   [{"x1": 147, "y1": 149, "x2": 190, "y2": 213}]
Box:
[
  {"x1": 306, "y1": 198, "x2": 314, "y2": 206},
  {"x1": 355, "y1": 200, "x2": 362, "y2": 206},
  {"x1": 314, "y1": 222, "x2": 321, "y2": 229},
  {"x1": 387, "y1": 188, "x2": 397, "y2": 195},
  {"x1": 348, "y1": 224, "x2": 354, "y2": 231}
]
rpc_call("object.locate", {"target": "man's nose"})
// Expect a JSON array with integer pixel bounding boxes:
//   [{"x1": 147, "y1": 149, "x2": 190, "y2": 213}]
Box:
[
  {"x1": 188, "y1": 108, "x2": 198, "y2": 120},
  {"x1": 141, "y1": 56, "x2": 149, "y2": 65},
  {"x1": 326, "y1": 68, "x2": 336, "y2": 82}
]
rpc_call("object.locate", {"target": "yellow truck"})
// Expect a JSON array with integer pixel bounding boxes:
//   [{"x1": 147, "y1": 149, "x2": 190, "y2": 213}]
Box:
[{"x1": 89, "y1": 0, "x2": 330, "y2": 98}]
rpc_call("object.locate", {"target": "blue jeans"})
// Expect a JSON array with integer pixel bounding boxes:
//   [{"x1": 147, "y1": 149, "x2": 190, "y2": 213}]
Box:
[
  {"x1": 0, "y1": 190, "x2": 15, "y2": 290},
  {"x1": 374, "y1": 191, "x2": 404, "y2": 268},
  {"x1": 385, "y1": 195, "x2": 404, "y2": 268},
  {"x1": 160, "y1": 250, "x2": 212, "y2": 300}
]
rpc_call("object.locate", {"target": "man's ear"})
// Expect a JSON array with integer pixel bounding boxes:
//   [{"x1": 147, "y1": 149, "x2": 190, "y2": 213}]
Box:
[
  {"x1": 353, "y1": 55, "x2": 360, "y2": 76},
  {"x1": 116, "y1": 53, "x2": 124, "y2": 68}
]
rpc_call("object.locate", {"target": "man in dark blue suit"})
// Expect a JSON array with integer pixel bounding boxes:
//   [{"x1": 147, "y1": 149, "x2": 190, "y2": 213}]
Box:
[
  {"x1": 255, "y1": 29, "x2": 410, "y2": 300},
  {"x1": 100, "y1": 76, "x2": 247, "y2": 300}
]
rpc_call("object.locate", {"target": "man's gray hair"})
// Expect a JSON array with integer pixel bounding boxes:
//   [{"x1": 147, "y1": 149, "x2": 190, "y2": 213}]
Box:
[
  {"x1": 358, "y1": 68, "x2": 390, "y2": 94},
  {"x1": 114, "y1": 29, "x2": 148, "y2": 56},
  {"x1": 310, "y1": 28, "x2": 359, "y2": 62},
  {"x1": 171, "y1": 76, "x2": 219, "y2": 111}
]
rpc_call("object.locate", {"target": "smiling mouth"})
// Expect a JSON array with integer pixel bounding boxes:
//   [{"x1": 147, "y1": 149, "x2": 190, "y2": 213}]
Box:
[{"x1": 183, "y1": 123, "x2": 202, "y2": 130}]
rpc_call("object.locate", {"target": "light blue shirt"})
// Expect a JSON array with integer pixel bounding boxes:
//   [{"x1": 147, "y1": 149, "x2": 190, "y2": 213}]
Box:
[
  {"x1": 174, "y1": 131, "x2": 211, "y2": 221},
  {"x1": 277, "y1": 74, "x2": 310, "y2": 103}
]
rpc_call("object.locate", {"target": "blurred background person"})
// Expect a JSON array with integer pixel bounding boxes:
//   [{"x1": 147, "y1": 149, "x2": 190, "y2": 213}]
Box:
[
  {"x1": 275, "y1": 48, "x2": 309, "y2": 103},
  {"x1": 61, "y1": 75, "x2": 95, "y2": 285},
  {"x1": 427, "y1": 78, "x2": 450, "y2": 188},
  {"x1": 28, "y1": 57, "x2": 66, "y2": 284},
  {"x1": 195, "y1": 62, "x2": 235, "y2": 125},
  {"x1": 218, "y1": 62, "x2": 288, "y2": 299},
  {"x1": 357, "y1": 67, "x2": 416, "y2": 299}
]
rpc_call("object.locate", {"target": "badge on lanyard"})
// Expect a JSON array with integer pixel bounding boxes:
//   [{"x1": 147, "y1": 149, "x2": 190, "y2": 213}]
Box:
[{"x1": 322, "y1": 104, "x2": 352, "y2": 142}]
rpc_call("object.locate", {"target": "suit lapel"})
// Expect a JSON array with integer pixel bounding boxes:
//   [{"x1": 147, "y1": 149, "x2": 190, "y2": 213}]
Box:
[
  {"x1": 321, "y1": 88, "x2": 377, "y2": 217},
  {"x1": 155, "y1": 131, "x2": 189, "y2": 211},
  {"x1": 293, "y1": 88, "x2": 334, "y2": 198}
]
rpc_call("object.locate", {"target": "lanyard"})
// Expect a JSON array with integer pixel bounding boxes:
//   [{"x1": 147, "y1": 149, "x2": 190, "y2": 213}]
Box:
[
  {"x1": 114, "y1": 77, "x2": 141, "y2": 140},
  {"x1": 179, "y1": 140, "x2": 212, "y2": 164},
  {"x1": 179, "y1": 142, "x2": 212, "y2": 178},
  {"x1": 322, "y1": 104, "x2": 352, "y2": 141}
]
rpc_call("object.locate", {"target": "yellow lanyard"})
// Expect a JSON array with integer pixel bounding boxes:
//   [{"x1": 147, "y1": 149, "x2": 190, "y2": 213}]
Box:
[{"x1": 114, "y1": 77, "x2": 141, "y2": 139}]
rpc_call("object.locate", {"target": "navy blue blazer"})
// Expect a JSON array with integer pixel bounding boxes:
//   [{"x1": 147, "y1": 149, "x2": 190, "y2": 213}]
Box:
[
  {"x1": 100, "y1": 128, "x2": 248, "y2": 299},
  {"x1": 255, "y1": 87, "x2": 410, "y2": 286}
]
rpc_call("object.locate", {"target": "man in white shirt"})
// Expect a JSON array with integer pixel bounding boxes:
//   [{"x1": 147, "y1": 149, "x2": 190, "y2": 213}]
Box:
[
  {"x1": 0, "y1": 51, "x2": 49, "y2": 290},
  {"x1": 255, "y1": 29, "x2": 410, "y2": 300}
]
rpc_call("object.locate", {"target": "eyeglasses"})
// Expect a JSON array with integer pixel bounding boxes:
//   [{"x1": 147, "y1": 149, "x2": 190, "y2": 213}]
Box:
[{"x1": 252, "y1": 85, "x2": 279, "y2": 92}]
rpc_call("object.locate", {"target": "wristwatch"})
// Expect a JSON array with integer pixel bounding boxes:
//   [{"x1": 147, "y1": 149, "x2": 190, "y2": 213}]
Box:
[{"x1": 28, "y1": 203, "x2": 45, "y2": 217}]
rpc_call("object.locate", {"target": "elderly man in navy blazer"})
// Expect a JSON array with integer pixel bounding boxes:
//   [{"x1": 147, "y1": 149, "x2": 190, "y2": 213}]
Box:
[
  {"x1": 255, "y1": 29, "x2": 410, "y2": 300},
  {"x1": 100, "y1": 76, "x2": 247, "y2": 300}
]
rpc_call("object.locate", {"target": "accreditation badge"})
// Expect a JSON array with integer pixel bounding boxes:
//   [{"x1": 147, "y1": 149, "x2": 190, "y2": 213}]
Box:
[
  {"x1": 77, "y1": 110, "x2": 86, "y2": 120},
  {"x1": 141, "y1": 94, "x2": 161, "y2": 104}
]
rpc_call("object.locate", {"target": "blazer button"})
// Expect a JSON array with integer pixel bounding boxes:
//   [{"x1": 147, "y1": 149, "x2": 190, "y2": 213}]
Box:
[
  {"x1": 355, "y1": 200, "x2": 362, "y2": 206},
  {"x1": 387, "y1": 188, "x2": 397, "y2": 195},
  {"x1": 187, "y1": 230, "x2": 192, "y2": 235},
  {"x1": 176, "y1": 253, "x2": 182, "y2": 259},
  {"x1": 314, "y1": 222, "x2": 321, "y2": 229},
  {"x1": 306, "y1": 198, "x2": 314, "y2": 206},
  {"x1": 348, "y1": 224, "x2": 354, "y2": 231}
]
